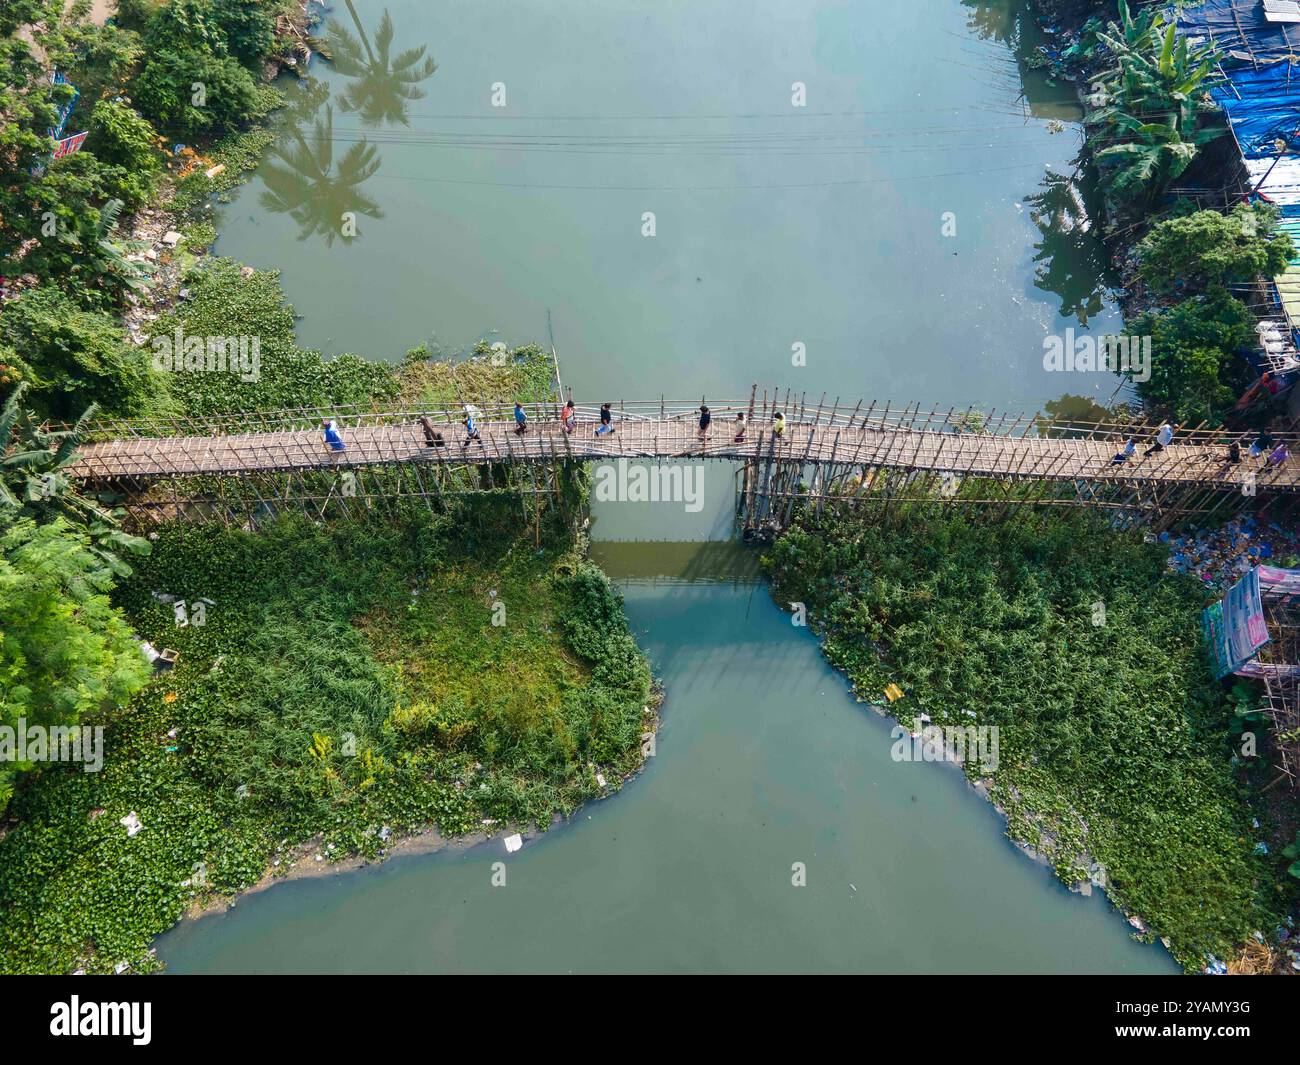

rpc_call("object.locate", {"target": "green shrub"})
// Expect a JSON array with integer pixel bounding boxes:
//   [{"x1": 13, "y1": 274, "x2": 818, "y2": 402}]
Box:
[
  {"x1": 1125, "y1": 287, "x2": 1256, "y2": 422},
  {"x1": 132, "y1": 48, "x2": 259, "y2": 140},
  {"x1": 1138, "y1": 203, "x2": 1295, "y2": 295},
  {"x1": 0, "y1": 286, "x2": 172, "y2": 421},
  {"x1": 89, "y1": 99, "x2": 162, "y2": 174},
  {"x1": 0, "y1": 511, "x2": 652, "y2": 973},
  {"x1": 0, "y1": 519, "x2": 150, "y2": 816}
]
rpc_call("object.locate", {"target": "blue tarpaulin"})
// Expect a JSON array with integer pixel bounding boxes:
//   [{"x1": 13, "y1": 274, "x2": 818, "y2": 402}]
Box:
[
  {"x1": 1177, "y1": 0, "x2": 1300, "y2": 65},
  {"x1": 1210, "y1": 63, "x2": 1300, "y2": 156}
]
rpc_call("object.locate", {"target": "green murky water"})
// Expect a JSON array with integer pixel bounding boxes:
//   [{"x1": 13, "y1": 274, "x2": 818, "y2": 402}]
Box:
[{"x1": 157, "y1": 0, "x2": 1174, "y2": 972}]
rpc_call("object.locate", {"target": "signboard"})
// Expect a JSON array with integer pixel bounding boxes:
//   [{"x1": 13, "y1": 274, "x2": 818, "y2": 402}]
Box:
[
  {"x1": 52, "y1": 132, "x2": 88, "y2": 160},
  {"x1": 1202, "y1": 568, "x2": 1271, "y2": 679}
]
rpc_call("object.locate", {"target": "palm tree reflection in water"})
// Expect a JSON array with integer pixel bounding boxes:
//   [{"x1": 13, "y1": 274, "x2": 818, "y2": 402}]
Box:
[
  {"x1": 330, "y1": 1, "x2": 438, "y2": 127},
  {"x1": 258, "y1": 3, "x2": 438, "y2": 246}
]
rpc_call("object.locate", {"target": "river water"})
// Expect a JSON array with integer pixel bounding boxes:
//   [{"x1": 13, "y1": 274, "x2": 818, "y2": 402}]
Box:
[{"x1": 157, "y1": 0, "x2": 1175, "y2": 972}]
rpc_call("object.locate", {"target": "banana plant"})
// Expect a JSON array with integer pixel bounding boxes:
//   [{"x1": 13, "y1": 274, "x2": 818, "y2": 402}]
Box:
[
  {"x1": 0, "y1": 382, "x2": 149, "y2": 576},
  {"x1": 1086, "y1": 0, "x2": 1224, "y2": 206},
  {"x1": 58, "y1": 197, "x2": 155, "y2": 297}
]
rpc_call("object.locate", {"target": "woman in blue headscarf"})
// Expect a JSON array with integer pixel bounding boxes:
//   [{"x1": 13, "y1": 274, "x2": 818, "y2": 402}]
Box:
[{"x1": 322, "y1": 418, "x2": 346, "y2": 451}]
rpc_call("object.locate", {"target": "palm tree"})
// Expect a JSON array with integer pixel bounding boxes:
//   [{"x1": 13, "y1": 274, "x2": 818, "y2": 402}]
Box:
[
  {"x1": 328, "y1": 2, "x2": 437, "y2": 127},
  {"x1": 259, "y1": 103, "x2": 384, "y2": 247}
]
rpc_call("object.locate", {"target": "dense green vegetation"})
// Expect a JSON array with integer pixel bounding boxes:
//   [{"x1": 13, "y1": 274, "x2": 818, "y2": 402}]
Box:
[
  {"x1": 0, "y1": 518, "x2": 150, "y2": 815},
  {"x1": 0, "y1": 498, "x2": 653, "y2": 974},
  {"x1": 1137, "y1": 203, "x2": 1295, "y2": 297},
  {"x1": 0, "y1": 1, "x2": 295, "y2": 422},
  {"x1": 1125, "y1": 287, "x2": 1258, "y2": 423},
  {"x1": 1083, "y1": 1, "x2": 1224, "y2": 210},
  {"x1": 765, "y1": 505, "x2": 1291, "y2": 971},
  {"x1": 0, "y1": 384, "x2": 154, "y2": 808}
]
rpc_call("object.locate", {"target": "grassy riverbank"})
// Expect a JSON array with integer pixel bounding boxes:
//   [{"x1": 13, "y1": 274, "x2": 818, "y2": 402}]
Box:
[
  {"x1": 1, "y1": 4, "x2": 656, "y2": 975},
  {"x1": 0, "y1": 497, "x2": 655, "y2": 974},
  {"x1": 764, "y1": 505, "x2": 1294, "y2": 972}
]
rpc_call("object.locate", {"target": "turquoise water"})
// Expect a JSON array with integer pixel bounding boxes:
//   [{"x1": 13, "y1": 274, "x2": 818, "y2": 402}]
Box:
[
  {"x1": 213, "y1": 0, "x2": 1120, "y2": 408},
  {"x1": 160, "y1": 550, "x2": 1173, "y2": 973}
]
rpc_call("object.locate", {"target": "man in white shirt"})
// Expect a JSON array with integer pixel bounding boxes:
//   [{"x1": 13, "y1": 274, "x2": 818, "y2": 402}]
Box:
[{"x1": 1143, "y1": 422, "x2": 1173, "y2": 457}]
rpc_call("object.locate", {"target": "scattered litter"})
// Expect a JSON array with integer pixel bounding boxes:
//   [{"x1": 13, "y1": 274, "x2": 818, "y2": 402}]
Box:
[
  {"x1": 161, "y1": 231, "x2": 182, "y2": 248},
  {"x1": 119, "y1": 812, "x2": 143, "y2": 837},
  {"x1": 1164, "y1": 517, "x2": 1300, "y2": 594},
  {"x1": 504, "y1": 833, "x2": 523, "y2": 853}
]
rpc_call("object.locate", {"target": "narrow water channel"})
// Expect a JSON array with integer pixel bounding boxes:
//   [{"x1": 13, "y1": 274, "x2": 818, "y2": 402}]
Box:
[
  {"x1": 155, "y1": 0, "x2": 1174, "y2": 971},
  {"x1": 160, "y1": 541, "x2": 1173, "y2": 974}
]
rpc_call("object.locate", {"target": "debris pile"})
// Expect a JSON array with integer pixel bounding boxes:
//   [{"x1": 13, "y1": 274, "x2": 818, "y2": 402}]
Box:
[{"x1": 1160, "y1": 517, "x2": 1300, "y2": 595}]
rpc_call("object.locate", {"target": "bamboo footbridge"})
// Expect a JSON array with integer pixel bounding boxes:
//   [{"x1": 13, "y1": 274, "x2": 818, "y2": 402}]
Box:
[{"x1": 63, "y1": 393, "x2": 1300, "y2": 531}]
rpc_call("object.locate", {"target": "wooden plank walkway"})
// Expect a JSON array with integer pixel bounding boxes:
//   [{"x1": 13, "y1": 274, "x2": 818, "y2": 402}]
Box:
[{"x1": 66, "y1": 408, "x2": 1300, "y2": 492}]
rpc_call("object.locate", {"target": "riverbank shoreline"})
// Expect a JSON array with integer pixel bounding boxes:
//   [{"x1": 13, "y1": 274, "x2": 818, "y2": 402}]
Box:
[{"x1": 763, "y1": 503, "x2": 1293, "y2": 973}]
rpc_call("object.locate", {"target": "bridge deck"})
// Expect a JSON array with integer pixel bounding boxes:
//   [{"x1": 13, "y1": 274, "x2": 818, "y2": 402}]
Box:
[{"x1": 66, "y1": 410, "x2": 1300, "y2": 492}]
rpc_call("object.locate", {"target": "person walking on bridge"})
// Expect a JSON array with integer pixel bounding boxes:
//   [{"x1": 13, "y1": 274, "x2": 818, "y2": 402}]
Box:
[
  {"x1": 1143, "y1": 422, "x2": 1173, "y2": 457},
  {"x1": 733, "y1": 412, "x2": 746, "y2": 443},
  {"x1": 773, "y1": 410, "x2": 786, "y2": 439},
  {"x1": 562, "y1": 399, "x2": 577, "y2": 434},
  {"x1": 514, "y1": 403, "x2": 528, "y2": 435},
  {"x1": 698, "y1": 405, "x2": 712, "y2": 442},
  {"x1": 322, "y1": 418, "x2": 345, "y2": 452},
  {"x1": 419, "y1": 415, "x2": 445, "y2": 447},
  {"x1": 1267, "y1": 441, "x2": 1290, "y2": 470},
  {"x1": 1110, "y1": 437, "x2": 1135, "y2": 465},
  {"x1": 595, "y1": 402, "x2": 615, "y2": 436},
  {"x1": 462, "y1": 408, "x2": 483, "y2": 448}
]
